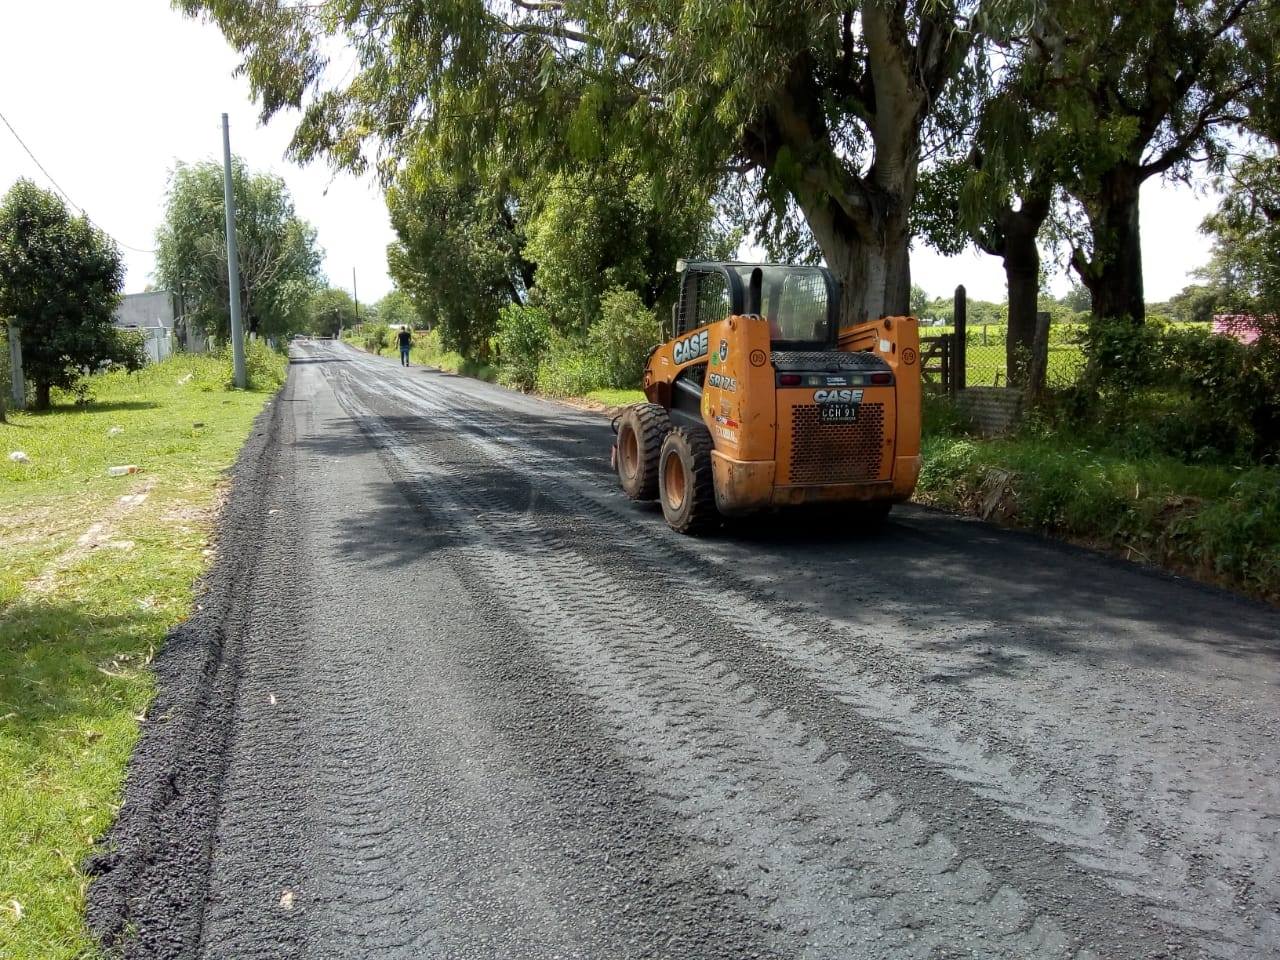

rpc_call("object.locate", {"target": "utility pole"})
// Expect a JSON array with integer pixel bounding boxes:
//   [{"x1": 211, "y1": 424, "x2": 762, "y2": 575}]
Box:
[
  {"x1": 352, "y1": 267, "x2": 359, "y2": 323},
  {"x1": 221, "y1": 113, "x2": 247, "y2": 389}
]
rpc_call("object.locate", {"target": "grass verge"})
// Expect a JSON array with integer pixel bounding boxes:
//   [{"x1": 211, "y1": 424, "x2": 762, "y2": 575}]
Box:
[
  {"x1": 0, "y1": 348, "x2": 284, "y2": 959},
  {"x1": 917, "y1": 415, "x2": 1280, "y2": 604}
]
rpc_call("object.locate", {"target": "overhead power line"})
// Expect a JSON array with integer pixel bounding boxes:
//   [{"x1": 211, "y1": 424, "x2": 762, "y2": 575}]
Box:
[{"x1": 0, "y1": 107, "x2": 158, "y2": 254}]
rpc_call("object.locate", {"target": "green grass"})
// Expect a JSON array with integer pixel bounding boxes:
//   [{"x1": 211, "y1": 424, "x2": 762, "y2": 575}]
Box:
[
  {"x1": 0, "y1": 350, "x2": 284, "y2": 959},
  {"x1": 917, "y1": 410, "x2": 1280, "y2": 603},
  {"x1": 584, "y1": 388, "x2": 645, "y2": 408}
]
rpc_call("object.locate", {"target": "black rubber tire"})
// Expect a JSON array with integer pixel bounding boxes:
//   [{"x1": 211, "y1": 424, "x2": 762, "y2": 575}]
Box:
[
  {"x1": 658, "y1": 424, "x2": 719, "y2": 534},
  {"x1": 615, "y1": 403, "x2": 671, "y2": 501}
]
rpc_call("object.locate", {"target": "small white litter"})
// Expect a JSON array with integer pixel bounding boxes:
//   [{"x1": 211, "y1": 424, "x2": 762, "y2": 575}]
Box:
[
  {"x1": 107, "y1": 465, "x2": 139, "y2": 477},
  {"x1": 176, "y1": 373, "x2": 193, "y2": 385},
  {"x1": 8, "y1": 451, "x2": 29, "y2": 464},
  {"x1": 107, "y1": 426, "x2": 124, "y2": 436}
]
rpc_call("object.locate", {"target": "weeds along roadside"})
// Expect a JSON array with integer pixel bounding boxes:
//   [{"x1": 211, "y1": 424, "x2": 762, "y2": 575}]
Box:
[
  {"x1": 0, "y1": 344, "x2": 285, "y2": 960},
  {"x1": 918, "y1": 395, "x2": 1280, "y2": 605}
]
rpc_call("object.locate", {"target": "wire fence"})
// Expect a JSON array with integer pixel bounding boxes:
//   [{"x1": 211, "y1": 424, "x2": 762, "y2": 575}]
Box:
[
  {"x1": 921, "y1": 325, "x2": 1090, "y2": 389},
  {"x1": 919, "y1": 321, "x2": 1088, "y2": 391}
]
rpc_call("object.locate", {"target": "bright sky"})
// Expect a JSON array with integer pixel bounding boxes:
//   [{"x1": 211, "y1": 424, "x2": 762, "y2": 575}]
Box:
[
  {"x1": 910, "y1": 185, "x2": 1220, "y2": 304},
  {"x1": 0, "y1": 2, "x2": 1220, "y2": 307},
  {"x1": 0, "y1": 1, "x2": 395, "y2": 302}
]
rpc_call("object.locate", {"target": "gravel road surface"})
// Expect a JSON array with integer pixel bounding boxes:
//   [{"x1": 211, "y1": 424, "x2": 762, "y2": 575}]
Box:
[{"x1": 89, "y1": 340, "x2": 1280, "y2": 960}]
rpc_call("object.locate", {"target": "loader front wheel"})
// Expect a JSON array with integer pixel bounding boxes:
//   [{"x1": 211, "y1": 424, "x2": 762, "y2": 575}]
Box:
[
  {"x1": 658, "y1": 425, "x2": 718, "y2": 534},
  {"x1": 615, "y1": 403, "x2": 671, "y2": 501}
]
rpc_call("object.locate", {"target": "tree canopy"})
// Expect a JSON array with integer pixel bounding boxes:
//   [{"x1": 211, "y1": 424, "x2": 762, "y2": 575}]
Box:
[
  {"x1": 176, "y1": 0, "x2": 1000, "y2": 324},
  {"x1": 385, "y1": 160, "x2": 530, "y2": 359},
  {"x1": 155, "y1": 158, "x2": 323, "y2": 342},
  {"x1": 372, "y1": 289, "x2": 420, "y2": 329},
  {"x1": 179, "y1": 0, "x2": 1280, "y2": 337},
  {"x1": 308, "y1": 286, "x2": 357, "y2": 337},
  {"x1": 0, "y1": 180, "x2": 139, "y2": 409}
]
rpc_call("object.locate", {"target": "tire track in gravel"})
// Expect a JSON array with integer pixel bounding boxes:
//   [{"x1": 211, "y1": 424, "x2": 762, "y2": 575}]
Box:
[
  {"x1": 374, "y1": 349, "x2": 1280, "y2": 956},
  {"x1": 328, "y1": 346, "x2": 1278, "y2": 958},
  {"x1": 326, "y1": 362, "x2": 1174, "y2": 959},
  {"x1": 231, "y1": 353, "x2": 791, "y2": 959}
]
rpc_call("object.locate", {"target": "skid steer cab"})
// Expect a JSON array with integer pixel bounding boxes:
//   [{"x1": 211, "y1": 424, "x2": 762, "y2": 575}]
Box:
[{"x1": 611, "y1": 260, "x2": 922, "y2": 534}]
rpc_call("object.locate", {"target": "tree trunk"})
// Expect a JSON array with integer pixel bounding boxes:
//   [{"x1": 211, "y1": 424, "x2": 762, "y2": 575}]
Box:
[
  {"x1": 34, "y1": 380, "x2": 51, "y2": 411},
  {"x1": 795, "y1": 178, "x2": 912, "y2": 328},
  {"x1": 998, "y1": 194, "x2": 1051, "y2": 385},
  {"x1": 1075, "y1": 165, "x2": 1145, "y2": 323}
]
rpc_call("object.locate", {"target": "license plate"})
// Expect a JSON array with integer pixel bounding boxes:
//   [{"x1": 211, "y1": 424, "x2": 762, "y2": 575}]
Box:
[{"x1": 818, "y1": 402, "x2": 860, "y2": 423}]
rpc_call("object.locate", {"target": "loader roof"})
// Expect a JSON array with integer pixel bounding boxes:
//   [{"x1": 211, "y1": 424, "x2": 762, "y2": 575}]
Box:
[{"x1": 675, "y1": 261, "x2": 839, "y2": 349}]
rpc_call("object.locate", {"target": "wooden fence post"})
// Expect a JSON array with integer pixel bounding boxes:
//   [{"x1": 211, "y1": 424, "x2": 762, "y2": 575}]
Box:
[{"x1": 953, "y1": 284, "x2": 967, "y2": 395}]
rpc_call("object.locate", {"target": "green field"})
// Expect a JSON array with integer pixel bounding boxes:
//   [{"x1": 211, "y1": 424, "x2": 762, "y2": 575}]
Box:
[
  {"x1": 919, "y1": 321, "x2": 1214, "y2": 388},
  {"x1": 0, "y1": 350, "x2": 283, "y2": 959}
]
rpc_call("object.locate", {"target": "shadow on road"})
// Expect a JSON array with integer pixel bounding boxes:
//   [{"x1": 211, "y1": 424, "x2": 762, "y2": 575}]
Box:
[{"x1": 304, "y1": 391, "x2": 1280, "y2": 683}]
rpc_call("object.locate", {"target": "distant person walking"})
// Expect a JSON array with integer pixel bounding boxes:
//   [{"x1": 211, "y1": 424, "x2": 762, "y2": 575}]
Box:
[{"x1": 397, "y1": 327, "x2": 413, "y2": 367}]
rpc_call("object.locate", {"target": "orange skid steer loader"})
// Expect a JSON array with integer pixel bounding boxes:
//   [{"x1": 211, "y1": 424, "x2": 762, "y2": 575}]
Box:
[{"x1": 611, "y1": 261, "x2": 922, "y2": 533}]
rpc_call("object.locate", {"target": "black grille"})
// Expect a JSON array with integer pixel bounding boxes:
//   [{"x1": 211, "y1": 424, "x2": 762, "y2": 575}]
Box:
[
  {"x1": 789, "y1": 403, "x2": 887, "y2": 484},
  {"x1": 772, "y1": 350, "x2": 891, "y2": 373}
]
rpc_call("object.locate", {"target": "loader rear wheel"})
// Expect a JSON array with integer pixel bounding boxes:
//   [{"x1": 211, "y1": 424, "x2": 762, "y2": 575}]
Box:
[
  {"x1": 615, "y1": 403, "x2": 671, "y2": 501},
  {"x1": 658, "y1": 425, "x2": 718, "y2": 534}
]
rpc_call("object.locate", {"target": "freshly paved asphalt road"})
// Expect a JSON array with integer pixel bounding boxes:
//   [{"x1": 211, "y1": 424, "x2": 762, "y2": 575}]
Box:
[{"x1": 92, "y1": 340, "x2": 1280, "y2": 959}]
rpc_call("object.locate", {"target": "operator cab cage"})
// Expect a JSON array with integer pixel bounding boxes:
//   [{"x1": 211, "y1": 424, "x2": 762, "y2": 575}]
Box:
[{"x1": 673, "y1": 260, "x2": 840, "y2": 350}]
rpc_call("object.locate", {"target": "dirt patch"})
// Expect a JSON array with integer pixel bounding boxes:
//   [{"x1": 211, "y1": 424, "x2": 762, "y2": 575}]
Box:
[{"x1": 25, "y1": 481, "x2": 156, "y2": 595}]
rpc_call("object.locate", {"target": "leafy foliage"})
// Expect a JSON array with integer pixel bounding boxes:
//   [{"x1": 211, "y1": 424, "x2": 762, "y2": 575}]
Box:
[
  {"x1": 1035, "y1": 0, "x2": 1276, "y2": 321},
  {"x1": 385, "y1": 162, "x2": 528, "y2": 360},
  {"x1": 1070, "y1": 316, "x2": 1277, "y2": 463},
  {"x1": 494, "y1": 303, "x2": 553, "y2": 391},
  {"x1": 362, "y1": 322, "x2": 389, "y2": 353},
  {"x1": 1197, "y1": 153, "x2": 1280, "y2": 458},
  {"x1": 373, "y1": 289, "x2": 419, "y2": 329},
  {"x1": 523, "y1": 161, "x2": 736, "y2": 335},
  {"x1": 308, "y1": 287, "x2": 356, "y2": 337},
  {"x1": 155, "y1": 159, "x2": 323, "y2": 343},
  {"x1": 0, "y1": 180, "x2": 137, "y2": 409},
  {"x1": 587, "y1": 288, "x2": 662, "y2": 389},
  {"x1": 175, "y1": 0, "x2": 1007, "y2": 322}
]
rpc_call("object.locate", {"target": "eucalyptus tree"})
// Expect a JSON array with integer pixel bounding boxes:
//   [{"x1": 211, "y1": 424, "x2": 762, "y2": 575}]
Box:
[
  {"x1": 385, "y1": 159, "x2": 531, "y2": 359},
  {"x1": 176, "y1": 0, "x2": 1010, "y2": 325},
  {"x1": 155, "y1": 159, "x2": 323, "y2": 342},
  {"x1": 1030, "y1": 0, "x2": 1277, "y2": 323}
]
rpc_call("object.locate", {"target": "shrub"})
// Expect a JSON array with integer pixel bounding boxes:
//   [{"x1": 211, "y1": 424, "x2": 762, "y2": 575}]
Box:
[
  {"x1": 494, "y1": 303, "x2": 552, "y2": 390},
  {"x1": 363, "y1": 322, "x2": 389, "y2": 353},
  {"x1": 109, "y1": 329, "x2": 148, "y2": 372},
  {"x1": 1069, "y1": 316, "x2": 1277, "y2": 464},
  {"x1": 534, "y1": 336, "x2": 609, "y2": 396},
  {"x1": 243, "y1": 338, "x2": 287, "y2": 391},
  {"x1": 588, "y1": 288, "x2": 661, "y2": 389}
]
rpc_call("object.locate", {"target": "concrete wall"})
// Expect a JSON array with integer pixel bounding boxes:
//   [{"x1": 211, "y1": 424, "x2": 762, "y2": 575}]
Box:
[
  {"x1": 114, "y1": 291, "x2": 176, "y2": 332},
  {"x1": 957, "y1": 386, "x2": 1025, "y2": 437}
]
